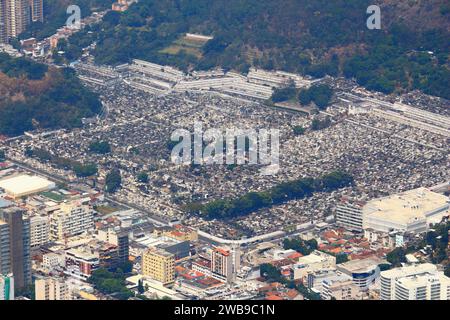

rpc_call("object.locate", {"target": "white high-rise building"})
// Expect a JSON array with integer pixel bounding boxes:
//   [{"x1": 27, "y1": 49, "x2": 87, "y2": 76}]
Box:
[
  {"x1": 211, "y1": 247, "x2": 234, "y2": 283},
  {"x1": 336, "y1": 199, "x2": 366, "y2": 232},
  {"x1": 50, "y1": 202, "x2": 95, "y2": 241},
  {"x1": 380, "y1": 263, "x2": 450, "y2": 300},
  {"x1": 30, "y1": 215, "x2": 49, "y2": 248}
]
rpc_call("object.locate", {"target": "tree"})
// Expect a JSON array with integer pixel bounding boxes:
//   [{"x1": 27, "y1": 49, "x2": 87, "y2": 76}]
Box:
[
  {"x1": 0, "y1": 150, "x2": 5, "y2": 162},
  {"x1": 298, "y1": 89, "x2": 311, "y2": 105},
  {"x1": 292, "y1": 126, "x2": 305, "y2": 136},
  {"x1": 89, "y1": 141, "x2": 111, "y2": 154},
  {"x1": 260, "y1": 263, "x2": 283, "y2": 283},
  {"x1": 335, "y1": 253, "x2": 349, "y2": 264},
  {"x1": 308, "y1": 84, "x2": 333, "y2": 109},
  {"x1": 137, "y1": 172, "x2": 149, "y2": 183},
  {"x1": 297, "y1": 283, "x2": 321, "y2": 300},
  {"x1": 445, "y1": 265, "x2": 450, "y2": 277},
  {"x1": 73, "y1": 163, "x2": 98, "y2": 177},
  {"x1": 137, "y1": 279, "x2": 145, "y2": 294},
  {"x1": 271, "y1": 81, "x2": 297, "y2": 103},
  {"x1": 310, "y1": 117, "x2": 332, "y2": 131},
  {"x1": 378, "y1": 263, "x2": 391, "y2": 271},
  {"x1": 386, "y1": 247, "x2": 407, "y2": 266},
  {"x1": 105, "y1": 169, "x2": 122, "y2": 193}
]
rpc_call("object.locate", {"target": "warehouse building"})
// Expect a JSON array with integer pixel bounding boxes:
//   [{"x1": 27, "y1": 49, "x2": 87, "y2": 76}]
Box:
[
  {"x1": 363, "y1": 187, "x2": 449, "y2": 234},
  {"x1": 0, "y1": 174, "x2": 55, "y2": 199}
]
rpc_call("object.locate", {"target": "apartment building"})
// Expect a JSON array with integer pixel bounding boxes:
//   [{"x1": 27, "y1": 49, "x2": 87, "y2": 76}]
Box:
[
  {"x1": 211, "y1": 247, "x2": 234, "y2": 283},
  {"x1": 380, "y1": 263, "x2": 450, "y2": 300},
  {"x1": 35, "y1": 277, "x2": 71, "y2": 300},
  {"x1": 30, "y1": 215, "x2": 49, "y2": 248},
  {"x1": 29, "y1": 0, "x2": 43, "y2": 22},
  {"x1": 50, "y1": 202, "x2": 95, "y2": 241},
  {"x1": 336, "y1": 198, "x2": 366, "y2": 232},
  {"x1": 0, "y1": 0, "x2": 43, "y2": 43},
  {"x1": 142, "y1": 248, "x2": 175, "y2": 285}
]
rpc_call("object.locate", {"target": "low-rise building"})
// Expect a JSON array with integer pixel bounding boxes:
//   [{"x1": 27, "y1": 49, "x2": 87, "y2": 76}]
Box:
[
  {"x1": 336, "y1": 256, "x2": 384, "y2": 291},
  {"x1": 293, "y1": 251, "x2": 336, "y2": 281}
]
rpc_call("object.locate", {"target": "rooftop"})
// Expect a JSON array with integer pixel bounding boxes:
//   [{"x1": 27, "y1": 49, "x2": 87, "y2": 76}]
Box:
[
  {"x1": 0, "y1": 174, "x2": 55, "y2": 196},
  {"x1": 363, "y1": 187, "x2": 449, "y2": 224}
]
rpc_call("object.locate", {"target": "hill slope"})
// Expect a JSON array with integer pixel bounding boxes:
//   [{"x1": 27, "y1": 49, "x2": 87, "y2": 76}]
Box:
[
  {"x1": 0, "y1": 54, "x2": 101, "y2": 136},
  {"x1": 63, "y1": 0, "x2": 449, "y2": 98}
]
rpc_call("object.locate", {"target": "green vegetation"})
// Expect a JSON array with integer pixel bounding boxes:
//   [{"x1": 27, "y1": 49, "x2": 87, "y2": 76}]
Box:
[
  {"x1": 24, "y1": 148, "x2": 98, "y2": 177},
  {"x1": 105, "y1": 169, "x2": 122, "y2": 193},
  {"x1": 298, "y1": 84, "x2": 333, "y2": 109},
  {"x1": 89, "y1": 267, "x2": 133, "y2": 300},
  {"x1": 41, "y1": 191, "x2": 66, "y2": 202},
  {"x1": 283, "y1": 238, "x2": 318, "y2": 255},
  {"x1": 73, "y1": 163, "x2": 98, "y2": 177},
  {"x1": 0, "y1": 150, "x2": 5, "y2": 162},
  {"x1": 386, "y1": 247, "x2": 407, "y2": 267},
  {"x1": 311, "y1": 117, "x2": 332, "y2": 131},
  {"x1": 0, "y1": 54, "x2": 102, "y2": 137},
  {"x1": 137, "y1": 172, "x2": 149, "y2": 183},
  {"x1": 259, "y1": 263, "x2": 320, "y2": 299},
  {"x1": 270, "y1": 82, "x2": 297, "y2": 103},
  {"x1": 297, "y1": 283, "x2": 322, "y2": 300},
  {"x1": 89, "y1": 141, "x2": 111, "y2": 154},
  {"x1": 62, "y1": 0, "x2": 449, "y2": 99},
  {"x1": 260, "y1": 263, "x2": 284, "y2": 283},
  {"x1": 185, "y1": 171, "x2": 353, "y2": 219},
  {"x1": 0, "y1": 53, "x2": 47, "y2": 79},
  {"x1": 292, "y1": 126, "x2": 306, "y2": 136},
  {"x1": 335, "y1": 253, "x2": 349, "y2": 264},
  {"x1": 94, "y1": 205, "x2": 119, "y2": 215},
  {"x1": 378, "y1": 263, "x2": 391, "y2": 272}
]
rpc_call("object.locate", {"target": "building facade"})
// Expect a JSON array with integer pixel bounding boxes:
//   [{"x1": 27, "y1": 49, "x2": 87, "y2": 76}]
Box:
[
  {"x1": 0, "y1": 207, "x2": 31, "y2": 289},
  {"x1": 29, "y1": 0, "x2": 43, "y2": 22},
  {"x1": 0, "y1": 0, "x2": 43, "y2": 43},
  {"x1": 380, "y1": 263, "x2": 450, "y2": 300},
  {"x1": 35, "y1": 277, "x2": 71, "y2": 300},
  {"x1": 30, "y1": 215, "x2": 49, "y2": 248},
  {"x1": 50, "y1": 202, "x2": 94, "y2": 241},
  {"x1": 336, "y1": 199, "x2": 365, "y2": 232},
  {"x1": 211, "y1": 247, "x2": 234, "y2": 283},
  {"x1": 142, "y1": 248, "x2": 175, "y2": 285}
]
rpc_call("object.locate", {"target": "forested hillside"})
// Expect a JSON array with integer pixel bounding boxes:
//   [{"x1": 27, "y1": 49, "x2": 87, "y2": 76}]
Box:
[
  {"x1": 61, "y1": 0, "x2": 450, "y2": 99},
  {"x1": 0, "y1": 54, "x2": 101, "y2": 136}
]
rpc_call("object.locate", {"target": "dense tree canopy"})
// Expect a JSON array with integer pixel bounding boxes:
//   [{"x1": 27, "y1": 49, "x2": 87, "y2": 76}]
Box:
[
  {"x1": 0, "y1": 55, "x2": 102, "y2": 136},
  {"x1": 185, "y1": 171, "x2": 353, "y2": 219},
  {"x1": 61, "y1": 0, "x2": 450, "y2": 99}
]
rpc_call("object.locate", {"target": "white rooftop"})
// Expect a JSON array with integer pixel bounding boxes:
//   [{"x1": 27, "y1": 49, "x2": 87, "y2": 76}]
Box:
[
  {"x1": 363, "y1": 187, "x2": 449, "y2": 225},
  {"x1": 0, "y1": 174, "x2": 55, "y2": 197}
]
